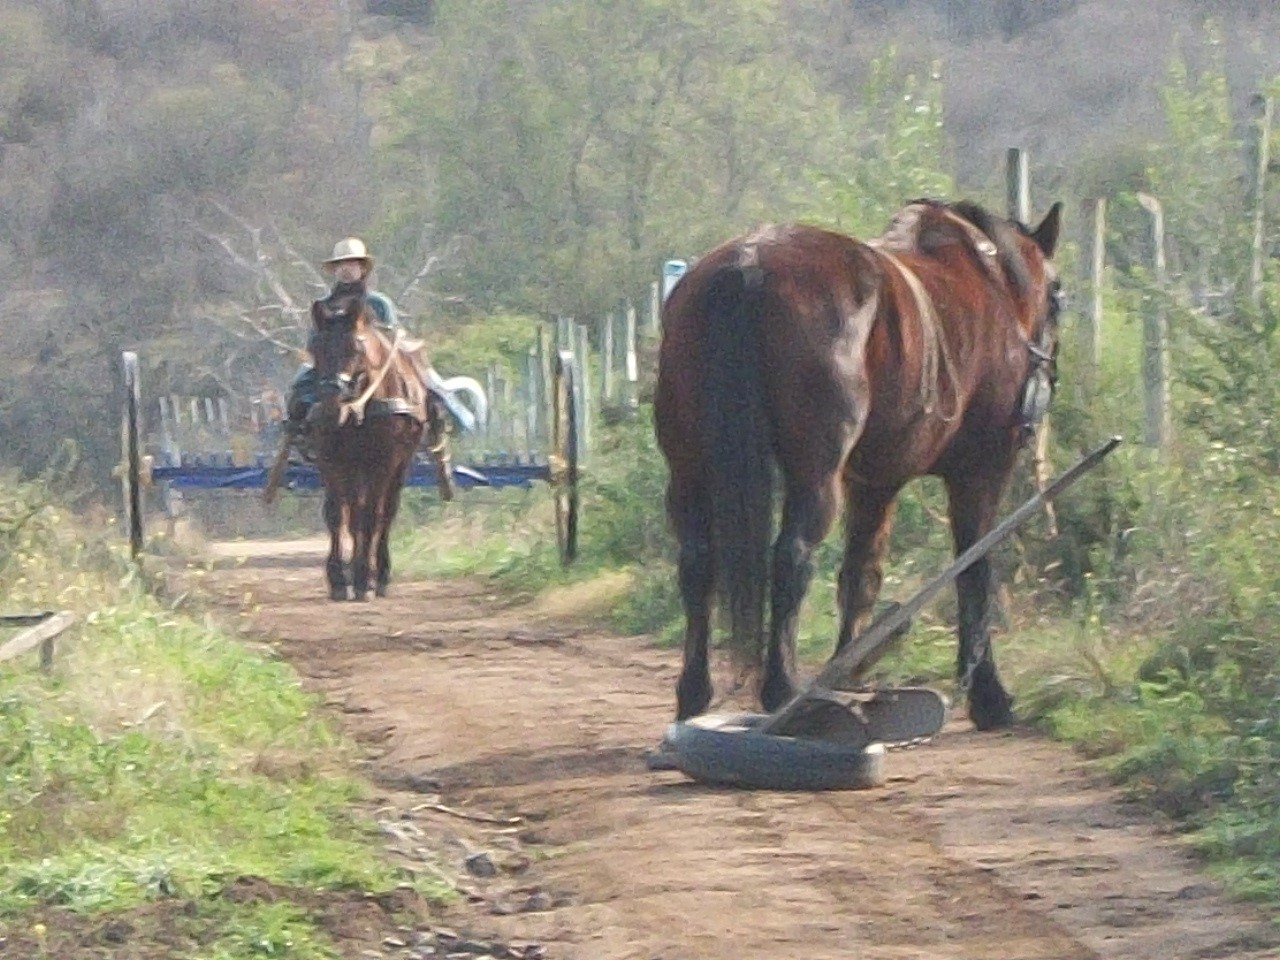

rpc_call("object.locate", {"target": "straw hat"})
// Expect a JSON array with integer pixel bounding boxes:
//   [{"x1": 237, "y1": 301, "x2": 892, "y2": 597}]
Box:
[{"x1": 322, "y1": 237, "x2": 374, "y2": 274}]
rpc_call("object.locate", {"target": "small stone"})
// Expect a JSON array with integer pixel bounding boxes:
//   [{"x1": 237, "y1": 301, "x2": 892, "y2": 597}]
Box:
[
  {"x1": 383, "y1": 936, "x2": 409, "y2": 948},
  {"x1": 464, "y1": 852, "x2": 498, "y2": 878},
  {"x1": 522, "y1": 890, "x2": 553, "y2": 913}
]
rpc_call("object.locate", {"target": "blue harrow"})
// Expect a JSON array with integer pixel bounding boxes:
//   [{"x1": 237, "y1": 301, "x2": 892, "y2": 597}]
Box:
[{"x1": 119, "y1": 350, "x2": 581, "y2": 565}]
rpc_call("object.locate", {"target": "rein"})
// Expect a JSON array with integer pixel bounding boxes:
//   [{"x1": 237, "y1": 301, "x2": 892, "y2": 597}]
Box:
[{"x1": 338, "y1": 326, "x2": 406, "y2": 426}]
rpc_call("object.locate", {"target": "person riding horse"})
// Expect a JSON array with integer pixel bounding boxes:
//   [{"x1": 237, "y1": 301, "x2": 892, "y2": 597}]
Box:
[
  {"x1": 286, "y1": 238, "x2": 404, "y2": 439},
  {"x1": 285, "y1": 238, "x2": 484, "y2": 456}
]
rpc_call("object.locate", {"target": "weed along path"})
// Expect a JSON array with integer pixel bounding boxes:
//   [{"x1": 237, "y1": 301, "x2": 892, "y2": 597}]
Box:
[{"x1": 203, "y1": 539, "x2": 1279, "y2": 960}]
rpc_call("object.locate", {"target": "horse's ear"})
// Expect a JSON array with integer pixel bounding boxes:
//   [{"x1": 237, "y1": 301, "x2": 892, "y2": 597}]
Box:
[{"x1": 1031, "y1": 202, "x2": 1063, "y2": 258}]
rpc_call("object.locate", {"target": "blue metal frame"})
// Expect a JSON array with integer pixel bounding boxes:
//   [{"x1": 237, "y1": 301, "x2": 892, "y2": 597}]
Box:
[{"x1": 150, "y1": 455, "x2": 548, "y2": 492}]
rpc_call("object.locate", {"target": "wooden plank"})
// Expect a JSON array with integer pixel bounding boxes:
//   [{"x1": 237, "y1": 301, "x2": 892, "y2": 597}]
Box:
[{"x1": 0, "y1": 611, "x2": 75, "y2": 671}]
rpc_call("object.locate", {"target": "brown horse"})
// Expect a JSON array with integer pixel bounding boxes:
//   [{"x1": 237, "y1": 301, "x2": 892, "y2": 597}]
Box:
[
  {"x1": 306, "y1": 289, "x2": 451, "y2": 600},
  {"x1": 654, "y1": 198, "x2": 1063, "y2": 729}
]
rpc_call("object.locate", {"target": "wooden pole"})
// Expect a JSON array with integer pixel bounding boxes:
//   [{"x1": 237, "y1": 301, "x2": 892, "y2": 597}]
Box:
[
  {"x1": 122, "y1": 351, "x2": 145, "y2": 560},
  {"x1": 1085, "y1": 197, "x2": 1106, "y2": 387},
  {"x1": 575, "y1": 323, "x2": 591, "y2": 457},
  {"x1": 1005, "y1": 147, "x2": 1030, "y2": 224},
  {"x1": 601, "y1": 312, "x2": 615, "y2": 403},
  {"x1": 536, "y1": 324, "x2": 551, "y2": 441},
  {"x1": 1251, "y1": 95, "x2": 1273, "y2": 309},
  {"x1": 523, "y1": 352, "x2": 538, "y2": 460},
  {"x1": 1137, "y1": 192, "x2": 1171, "y2": 450},
  {"x1": 1005, "y1": 148, "x2": 1056, "y2": 534},
  {"x1": 760, "y1": 438, "x2": 1123, "y2": 735},
  {"x1": 485, "y1": 363, "x2": 498, "y2": 454},
  {"x1": 624, "y1": 303, "x2": 639, "y2": 408}
]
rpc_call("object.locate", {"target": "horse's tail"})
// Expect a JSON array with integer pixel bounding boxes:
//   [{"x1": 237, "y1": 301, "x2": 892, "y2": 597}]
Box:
[{"x1": 701, "y1": 263, "x2": 774, "y2": 671}]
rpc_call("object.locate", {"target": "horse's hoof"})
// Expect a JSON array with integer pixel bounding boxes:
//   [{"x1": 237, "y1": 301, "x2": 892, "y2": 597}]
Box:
[
  {"x1": 760, "y1": 674, "x2": 796, "y2": 714},
  {"x1": 968, "y1": 689, "x2": 1016, "y2": 731},
  {"x1": 328, "y1": 587, "x2": 349, "y2": 602},
  {"x1": 675, "y1": 674, "x2": 712, "y2": 721},
  {"x1": 352, "y1": 591, "x2": 371, "y2": 603},
  {"x1": 375, "y1": 584, "x2": 389, "y2": 599}
]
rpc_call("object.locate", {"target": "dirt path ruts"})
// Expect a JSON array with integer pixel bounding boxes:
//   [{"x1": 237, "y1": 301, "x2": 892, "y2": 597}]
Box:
[{"x1": 204, "y1": 540, "x2": 1280, "y2": 960}]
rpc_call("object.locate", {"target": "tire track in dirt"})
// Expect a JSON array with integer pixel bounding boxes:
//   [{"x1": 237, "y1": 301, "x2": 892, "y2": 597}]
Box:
[{"x1": 204, "y1": 540, "x2": 1279, "y2": 960}]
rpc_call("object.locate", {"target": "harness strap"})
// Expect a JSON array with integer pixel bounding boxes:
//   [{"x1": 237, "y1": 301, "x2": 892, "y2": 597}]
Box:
[
  {"x1": 339, "y1": 327, "x2": 406, "y2": 426},
  {"x1": 865, "y1": 243, "x2": 960, "y2": 422}
]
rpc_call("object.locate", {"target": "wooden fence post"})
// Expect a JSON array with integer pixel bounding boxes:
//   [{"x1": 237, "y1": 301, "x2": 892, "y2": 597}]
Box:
[
  {"x1": 575, "y1": 322, "x2": 591, "y2": 457},
  {"x1": 1136, "y1": 192, "x2": 1172, "y2": 450},
  {"x1": 600, "y1": 311, "x2": 615, "y2": 404},
  {"x1": 1005, "y1": 147, "x2": 1030, "y2": 224},
  {"x1": 485, "y1": 363, "x2": 498, "y2": 454},
  {"x1": 1250, "y1": 95, "x2": 1273, "y2": 309},
  {"x1": 523, "y1": 352, "x2": 538, "y2": 459},
  {"x1": 1006, "y1": 148, "x2": 1056, "y2": 534},
  {"x1": 624, "y1": 303, "x2": 639, "y2": 409},
  {"x1": 1083, "y1": 196, "x2": 1106, "y2": 391}
]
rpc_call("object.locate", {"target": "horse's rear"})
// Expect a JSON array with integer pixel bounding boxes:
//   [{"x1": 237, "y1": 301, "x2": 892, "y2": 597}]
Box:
[{"x1": 655, "y1": 201, "x2": 1062, "y2": 726}]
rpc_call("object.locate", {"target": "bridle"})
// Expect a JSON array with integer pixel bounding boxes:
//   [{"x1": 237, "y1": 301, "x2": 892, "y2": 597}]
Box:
[{"x1": 1017, "y1": 273, "x2": 1064, "y2": 444}]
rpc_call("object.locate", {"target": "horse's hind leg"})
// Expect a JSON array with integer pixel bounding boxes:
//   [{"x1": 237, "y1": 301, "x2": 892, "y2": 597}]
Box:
[
  {"x1": 835, "y1": 482, "x2": 901, "y2": 654},
  {"x1": 669, "y1": 477, "x2": 716, "y2": 720},
  {"x1": 761, "y1": 478, "x2": 841, "y2": 712},
  {"x1": 944, "y1": 476, "x2": 1015, "y2": 730},
  {"x1": 323, "y1": 487, "x2": 349, "y2": 601}
]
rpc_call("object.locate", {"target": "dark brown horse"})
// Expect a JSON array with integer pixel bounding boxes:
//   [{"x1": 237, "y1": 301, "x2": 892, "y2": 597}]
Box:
[
  {"x1": 654, "y1": 198, "x2": 1063, "y2": 729},
  {"x1": 306, "y1": 290, "x2": 451, "y2": 600}
]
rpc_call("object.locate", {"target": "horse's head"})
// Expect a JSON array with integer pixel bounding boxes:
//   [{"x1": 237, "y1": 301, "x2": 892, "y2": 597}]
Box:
[
  {"x1": 308, "y1": 288, "x2": 371, "y2": 411},
  {"x1": 916, "y1": 199, "x2": 1064, "y2": 436},
  {"x1": 1006, "y1": 203, "x2": 1064, "y2": 435}
]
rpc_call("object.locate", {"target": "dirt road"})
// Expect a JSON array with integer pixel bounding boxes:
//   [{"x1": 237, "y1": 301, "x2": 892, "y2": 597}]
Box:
[{"x1": 205, "y1": 539, "x2": 1279, "y2": 960}]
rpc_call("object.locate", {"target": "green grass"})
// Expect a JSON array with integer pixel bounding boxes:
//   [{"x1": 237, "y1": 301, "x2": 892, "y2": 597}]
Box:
[{"x1": 0, "y1": 483, "x2": 448, "y2": 957}]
